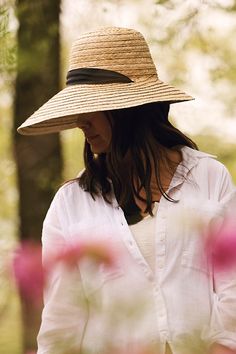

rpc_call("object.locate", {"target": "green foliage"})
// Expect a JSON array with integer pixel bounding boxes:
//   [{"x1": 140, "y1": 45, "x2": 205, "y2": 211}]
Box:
[
  {"x1": 0, "y1": 1, "x2": 17, "y2": 75},
  {"x1": 193, "y1": 133, "x2": 236, "y2": 183},
  {"x1": 154, "y1": 0, "x2": 236, "y2": 11},
  {"x1": 0, "y1": 291, "x2": 22, "y2": 354},
  {"x1": 61, "y1": 129, "x2": 85, "y2": 180},
  {"x1": 146, "y1": 0, "x2": 236, "y2": 117},
  {"x1": 184, "y1": 30, "x2": 236, "y2": 115},
  {"x1": 0, "y1": 104, "x2": 18, "y2": 240}
]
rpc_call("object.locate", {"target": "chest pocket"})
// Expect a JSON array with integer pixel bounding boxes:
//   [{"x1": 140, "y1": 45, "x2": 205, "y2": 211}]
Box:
[
  {"x1": 181, "y1": 242, "x2": 210, "y2": 275},
  {"x1": 180, "y1": 201, "x2": 224, "y2": 275}
]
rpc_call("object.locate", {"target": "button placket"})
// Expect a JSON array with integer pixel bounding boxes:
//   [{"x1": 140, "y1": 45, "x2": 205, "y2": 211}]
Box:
[
  {"x1": 155, "y1": 204, "x2": 167, "y2": 272},
  {"x1": 115, "y1": 206, "x2": 154, "y2": 281},
  {"x1": 153, "y1": 285, "x2": 169, "y2": 333},
  {"x1": 153, "y1": 204, "x2": 169, "y2": 335},
  {"x1": 115, "y1": 205, "x2": 125, "y2": 227},
  {"x1": 156, "y1": 243, "x2": 166, "y2": 256},
  {"x1": 159, "y1": 235, "x2": 165, "y2": 242}
]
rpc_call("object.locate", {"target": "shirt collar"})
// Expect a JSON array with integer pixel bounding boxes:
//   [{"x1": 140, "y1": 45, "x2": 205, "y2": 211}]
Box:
[{"x1": 168, "y1": 146, "x2": 217, "y2": 191}]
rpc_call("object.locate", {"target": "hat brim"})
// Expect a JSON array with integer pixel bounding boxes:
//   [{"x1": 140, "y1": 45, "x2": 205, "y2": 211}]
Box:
[{"x1": 17, "y1": 79, "x2": 194, "y2": 135}]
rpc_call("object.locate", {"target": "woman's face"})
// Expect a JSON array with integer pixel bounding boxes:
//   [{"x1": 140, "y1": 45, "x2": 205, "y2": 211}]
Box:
[{"x1": 76, "y1": 111, "x2": 112, "y2": 154}]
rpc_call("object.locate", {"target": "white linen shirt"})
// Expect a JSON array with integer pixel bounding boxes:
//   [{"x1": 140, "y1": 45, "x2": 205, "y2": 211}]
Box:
[{"x1": 37, "y1": 146, "x2": 236, "y2": 354}]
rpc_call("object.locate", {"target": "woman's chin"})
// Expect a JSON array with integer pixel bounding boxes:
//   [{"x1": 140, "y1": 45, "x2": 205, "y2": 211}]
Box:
[
  {"x1": 90, "y1": 144, "x2": 107, "y2": 154},
  {"x1": 89, "y1": 140, "x2": 111, "y2": 154}
]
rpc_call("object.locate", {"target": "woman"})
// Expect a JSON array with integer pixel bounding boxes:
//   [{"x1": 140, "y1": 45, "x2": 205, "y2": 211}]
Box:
[{"x1": 17, "y1": 27, "x2": 236, "y2": 354}]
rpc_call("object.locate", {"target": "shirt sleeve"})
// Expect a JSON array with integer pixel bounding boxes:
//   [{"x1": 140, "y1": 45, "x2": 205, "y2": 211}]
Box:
[
  {"x1": 203, "y1": 164, "x2": 236, "y2": 350},
  {"x1": 37, "y1": 190, "x2": 88, "y2": 354}
]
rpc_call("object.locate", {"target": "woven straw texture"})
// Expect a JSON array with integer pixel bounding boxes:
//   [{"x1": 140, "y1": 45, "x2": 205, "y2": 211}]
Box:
[{"x1": 18, "y1": 27, "x2": 193, "y2": 135}]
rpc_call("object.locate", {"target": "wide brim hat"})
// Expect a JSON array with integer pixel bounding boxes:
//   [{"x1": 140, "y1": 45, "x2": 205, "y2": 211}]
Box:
[{"x1": 17, "y1": 27, "x2": 194, "y2": 135}]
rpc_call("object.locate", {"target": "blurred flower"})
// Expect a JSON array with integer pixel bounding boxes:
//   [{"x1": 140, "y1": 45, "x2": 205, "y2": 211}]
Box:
[
  {"x1": 206, "y1": 215, "x2": 236, "y2": 271},
  {"x1": 12, "y1": 241, "x2": 44, "y2": 307},
  {"x1": 52, "y1": 238, "x2": 118, "y2": 270},
  {"x1": 12, "y1": 237, "x2": 118, "y2": 307}
]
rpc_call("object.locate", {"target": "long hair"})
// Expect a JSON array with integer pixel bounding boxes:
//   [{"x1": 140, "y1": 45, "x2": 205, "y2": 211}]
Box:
[{"x1": 79, "y1": 102, "x2": 197, "y2": 221}]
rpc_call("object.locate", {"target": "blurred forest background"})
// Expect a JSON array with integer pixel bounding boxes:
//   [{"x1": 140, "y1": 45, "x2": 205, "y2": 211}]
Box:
[{"x1": 0, "y1": 0, "x2": 236, "y2": 353}]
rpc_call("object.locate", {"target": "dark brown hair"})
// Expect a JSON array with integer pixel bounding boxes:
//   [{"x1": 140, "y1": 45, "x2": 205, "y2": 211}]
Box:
[{"x1": 78, "y1": 102, "x2": 197, "y2": 221}]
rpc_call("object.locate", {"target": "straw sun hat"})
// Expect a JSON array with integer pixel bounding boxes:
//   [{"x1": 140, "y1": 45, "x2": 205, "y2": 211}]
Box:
[{"x1": 17, "y1": 26, "x2": 193, "y2": 135}]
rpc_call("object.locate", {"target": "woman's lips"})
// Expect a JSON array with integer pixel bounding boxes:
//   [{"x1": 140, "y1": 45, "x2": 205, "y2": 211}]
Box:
[{"x1": 86, "y1": 135, "x2": 99, "y2": 142}]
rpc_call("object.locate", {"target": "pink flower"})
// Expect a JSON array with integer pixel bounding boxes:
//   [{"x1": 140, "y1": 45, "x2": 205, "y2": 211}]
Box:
[
  {"x1": 206, "y1": 216, "x2": 236, "y2": 271},
  {"x1": 12, "y1": 237, "x2": 119, "y2": 308},
  {"x1": 53, "y1": 239, "x2": 118, "y2": 270},
  {"x1": 12, "y1": 241, "x2": 44, "y2": 307}
]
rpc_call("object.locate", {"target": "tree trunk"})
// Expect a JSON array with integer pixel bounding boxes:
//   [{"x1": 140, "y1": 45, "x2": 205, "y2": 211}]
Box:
[{"x1": 13, "y1": 0, "x2": 62, "y2": 352}]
